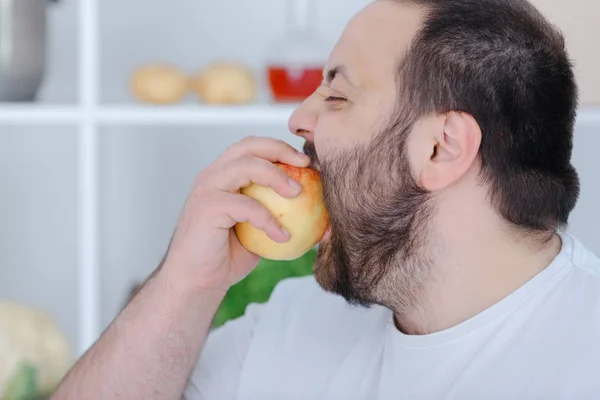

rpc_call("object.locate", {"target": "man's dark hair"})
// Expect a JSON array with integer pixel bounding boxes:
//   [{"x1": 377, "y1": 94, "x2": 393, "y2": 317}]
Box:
[{"x1": 392, "y1": 0, "x2": 580, "y2": 233}]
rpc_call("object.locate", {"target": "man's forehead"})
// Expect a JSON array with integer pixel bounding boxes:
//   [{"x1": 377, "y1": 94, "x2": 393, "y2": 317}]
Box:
[{"x1": 326, "y1": 1, "x2": 425, "y2": 90}]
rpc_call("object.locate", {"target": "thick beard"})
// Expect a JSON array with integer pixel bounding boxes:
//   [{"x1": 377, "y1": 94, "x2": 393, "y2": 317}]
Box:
[{"x1": 303, "y1": 124, "x2": 434, "y2": 314}]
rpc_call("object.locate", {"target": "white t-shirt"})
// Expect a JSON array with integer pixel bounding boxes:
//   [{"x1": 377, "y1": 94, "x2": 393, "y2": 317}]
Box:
[{"x1": 184, "y1": 233, "x2": 600, "y2": 399}]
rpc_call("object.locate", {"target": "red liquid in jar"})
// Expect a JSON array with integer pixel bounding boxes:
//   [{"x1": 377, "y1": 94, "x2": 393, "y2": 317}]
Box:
[{"x1": 268, "y1": 66, "x2": 323, "y2": 102}]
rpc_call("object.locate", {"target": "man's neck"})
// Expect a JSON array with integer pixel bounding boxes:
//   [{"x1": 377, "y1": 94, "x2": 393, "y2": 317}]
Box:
[{"x1": 393, "y1": 197, "x2": 563, "y2": 336}]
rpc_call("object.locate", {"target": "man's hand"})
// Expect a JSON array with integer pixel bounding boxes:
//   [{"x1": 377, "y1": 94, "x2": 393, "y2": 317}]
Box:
[
  {"x1": 163, "y1": 135, "x2": 310, "y2": 291},
  {"x1": 51, "y1": 137, "x2": 309, "y2": 400}
]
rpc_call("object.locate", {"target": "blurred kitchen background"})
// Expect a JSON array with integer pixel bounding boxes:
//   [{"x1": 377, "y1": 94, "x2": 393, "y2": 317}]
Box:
[{"x1": 0, "y1": 0, "x2": 598, "y2": 396}]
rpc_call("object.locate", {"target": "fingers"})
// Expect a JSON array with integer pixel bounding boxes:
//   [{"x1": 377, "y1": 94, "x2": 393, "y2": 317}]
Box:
[
  {"x1": 214, "y1": 156, "x2": 302, "y2": 198},
  {"x1": 189, "y1": 136, "x2": 310, "y2": 245},
  {"x1": 215, "y1": 192, "x2": 290, "y2": 243},
  {"x1": 219, "y1": 136, "x2": 310, "y2": 168}
]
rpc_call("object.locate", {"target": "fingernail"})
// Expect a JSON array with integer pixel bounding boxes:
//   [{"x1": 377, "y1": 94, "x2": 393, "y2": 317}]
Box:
[
  {"x1": 281, "y1": 227, "x2": 291, "y2": 239},
  {"x1": 297, "y1": 150, "x2": 309, "y2": 159},
  {"x1": 288, "y1": 178, "x2": 302, "y2": 192}
]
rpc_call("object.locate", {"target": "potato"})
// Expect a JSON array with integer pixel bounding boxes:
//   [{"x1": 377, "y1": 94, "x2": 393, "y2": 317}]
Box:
[
  {"x1": 191, "y1": 63, "x2": 257, "y2": 105},
  {"x1": 130, "y1": 65, "x2": 189, "y2": 104}
]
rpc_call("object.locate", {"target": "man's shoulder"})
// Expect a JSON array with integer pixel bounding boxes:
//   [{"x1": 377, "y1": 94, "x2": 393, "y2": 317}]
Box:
[
  {"x1": 548, "y1": 235, "x2": 600, "y2": 331},
  {"x1": 567, "y1": 234, "x2": 600, "y2": 290}
]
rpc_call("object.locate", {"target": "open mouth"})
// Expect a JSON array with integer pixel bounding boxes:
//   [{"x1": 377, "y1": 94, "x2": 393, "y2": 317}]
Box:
[{"x1": 302, "y1": 142, "x2": 321, "y2": 172}]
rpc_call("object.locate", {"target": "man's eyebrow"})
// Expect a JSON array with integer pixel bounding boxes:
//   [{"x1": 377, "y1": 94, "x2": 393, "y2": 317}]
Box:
[{"x1": 324, "y1": 65, "x2": 357, "y2": 88}]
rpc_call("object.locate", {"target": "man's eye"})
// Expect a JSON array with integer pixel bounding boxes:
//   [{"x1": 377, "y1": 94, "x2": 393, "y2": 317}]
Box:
[{"x1": 325, "y1": 96, "x2": 346, "y2": 103}]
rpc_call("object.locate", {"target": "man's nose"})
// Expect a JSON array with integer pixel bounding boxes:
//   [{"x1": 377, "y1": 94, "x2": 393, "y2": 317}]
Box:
[{"x1": 288, "y1": 96, "x2": 318, "y2": 142}]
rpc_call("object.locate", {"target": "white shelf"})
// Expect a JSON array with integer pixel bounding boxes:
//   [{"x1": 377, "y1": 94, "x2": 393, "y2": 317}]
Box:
[
  {"x1": 0, "y1": 104, "x2": 79, "y2": 124},
  {"x1": 0, "y1": 104, "x2": 598, "y2": 127},
  {"x1": 0, "y1": 104, "x2": 299, "y2": 126},
  {"x1": 98, "y1": 104, "x2": 298, "y2": 125}
]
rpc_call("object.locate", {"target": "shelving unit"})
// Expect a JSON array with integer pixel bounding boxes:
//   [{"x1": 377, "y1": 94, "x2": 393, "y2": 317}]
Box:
[{"x1": 0, "y1": 0, "x2": 300, "y2": 357}]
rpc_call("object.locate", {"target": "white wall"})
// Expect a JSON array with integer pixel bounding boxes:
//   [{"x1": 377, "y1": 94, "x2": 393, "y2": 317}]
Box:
[
  {"x1": 1, "y1": 0, "x2": 599, "y2": 350},
  {"x1": 530, "y1": 0, "x2": 600, "y2": 105},
  {"x1": 567, "y1": 118, "x2": 600, "y2": 248}
]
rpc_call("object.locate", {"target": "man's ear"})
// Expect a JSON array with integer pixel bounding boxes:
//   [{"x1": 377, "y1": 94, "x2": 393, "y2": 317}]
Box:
[{"x1": 419, "y1": 112, "x2": 482, "y2": 191}]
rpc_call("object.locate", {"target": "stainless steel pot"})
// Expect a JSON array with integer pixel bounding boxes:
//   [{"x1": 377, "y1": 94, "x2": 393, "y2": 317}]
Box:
[{"x1": 0, "y1": 0, "x2": 58, "y2": 102}]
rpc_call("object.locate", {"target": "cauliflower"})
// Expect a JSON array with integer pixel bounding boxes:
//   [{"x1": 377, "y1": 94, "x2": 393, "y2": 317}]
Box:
[{"x1": 0, "y1": 301, "x2": 72, "y2": 400}]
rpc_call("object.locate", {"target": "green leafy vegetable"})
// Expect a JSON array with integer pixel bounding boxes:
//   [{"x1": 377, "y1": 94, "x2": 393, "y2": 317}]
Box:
[
  {"x1": 212, "y1": 248, "x2": 317, "y2": 328},
  {"x1": 4, "y1": 363, "x2": 38, "y2": 400}
]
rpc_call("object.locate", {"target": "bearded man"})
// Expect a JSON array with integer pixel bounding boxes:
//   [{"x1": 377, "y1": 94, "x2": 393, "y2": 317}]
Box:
[{"x1": 52, "y1": 0, "x2": 600, "y2": 399}]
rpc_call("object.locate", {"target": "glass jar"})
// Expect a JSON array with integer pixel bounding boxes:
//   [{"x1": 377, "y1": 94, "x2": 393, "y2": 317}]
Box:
[{"x1": 265, "y1": 0, "x2": 328, "y2": 102}]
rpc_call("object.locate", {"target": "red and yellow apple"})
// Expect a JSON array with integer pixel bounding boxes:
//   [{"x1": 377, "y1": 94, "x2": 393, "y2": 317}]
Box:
[{"x1": 235, "y1": 162, "x2": 329, "y2": 261}]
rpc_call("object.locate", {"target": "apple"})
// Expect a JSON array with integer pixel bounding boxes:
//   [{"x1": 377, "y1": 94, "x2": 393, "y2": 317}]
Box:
[{"x1": 235, "y1": 162, "x2": 329, "y2": 261}]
